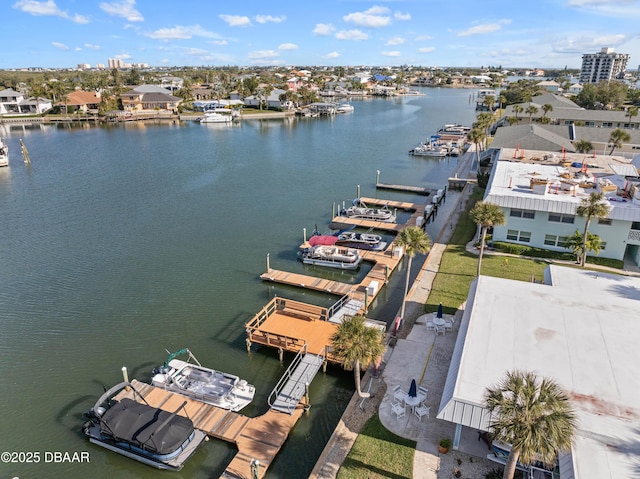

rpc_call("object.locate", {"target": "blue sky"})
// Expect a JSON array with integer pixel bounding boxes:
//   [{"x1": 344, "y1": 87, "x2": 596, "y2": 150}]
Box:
[{"x1": 5, "y1": 0, "x2": 640, "y2": 70}]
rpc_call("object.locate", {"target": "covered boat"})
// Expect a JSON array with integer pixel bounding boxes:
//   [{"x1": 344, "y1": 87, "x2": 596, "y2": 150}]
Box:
[
  {"x1": 151, "y1": 348, "x2": 255, "y2": 412},
  {"x1": 82, "y1": 381, "x2": 206, "y2": 470},
  {"x1": 298, "y1": 244, "x2": 363, "y2": 269},
  {"x1": 335, "y1": 231, "x2": 386, "y2": 251},
  {"x1": 342, "y1": 199, "x2": 396, "y2": 223},
  {"x1": 199, "y1": 109, "x2": 233, "y2": 123}
]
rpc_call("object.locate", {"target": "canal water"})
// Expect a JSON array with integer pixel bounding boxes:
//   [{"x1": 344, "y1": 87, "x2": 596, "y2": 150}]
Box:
[{"x1": 0, "y1": 88, "x2": 479, "y2": 479}]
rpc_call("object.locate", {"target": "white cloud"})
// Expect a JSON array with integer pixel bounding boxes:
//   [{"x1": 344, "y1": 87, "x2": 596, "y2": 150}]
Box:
[
  {"x1": 386, "y1": 36, "x2": 404, "y2": 46},
  {"x1": 566, "y1": 0, "x2": 640, "y2": 17},
  {"x1": 414, "y1": 35, "x2": 432, "y2": 41},
  {"x1": 343, "y1": 6, "x2": 391, "y2": 28},
  {"x1": 14, "y1": 0, "x2": 89, "y2": 23},
  {"x1": 335, "y1": 29, "x2": 368, "y2": 41},
  {"x1": 184, "y1": 48, "x2": 209, "y2": 56},
  {"x1": 211, "y1": 40, "x2": 228, "y2": 46},
  {"x1": 457, "y1": 19, "x2": 511, "y2": 37},
  {"x1": 219, "y1": 14, "x2": 252, "y2": 27},
  {"x1": 313, "y1": 23, "x2": 334, "y2": 36},
  {"x1": 381, "y1": 50, "x2": 401, "y2": 57},
  {"x1": 254, "y1": 14, "x2": 285, "y2": 24},
  {"x1": 418, "y1": 47, "x2": 436, "y2": 53},
  {"x1": 278, "y1": 43, "x2": 298, "y2": 51},
  {"x1": 550, "y1": 32, "x2": 627, "y2": 54},
  {"x1": 394, "y1": 11, "x2": 411, "y2": 21},
  {"x1": 248, "y1": 50, "x2": 279, "y2": 60},
  {"x1": 51, "y1": 41, "x2": 69, "y2": 50},
  {"x1": 144, "y1": 25, "x2": 223, "y2": 40},
  {"x1": 324, "y1": 51, "x2": 340, "y2": 59},
  {"x1": 84, "y1": 43, "x2": 101, "y2": 50},
  {"x1": 115, "y1": 53, "x2": 131, "y2": 60},
  {"x1": 100, "y1": 0, "x2": 143, "y2": 22}
]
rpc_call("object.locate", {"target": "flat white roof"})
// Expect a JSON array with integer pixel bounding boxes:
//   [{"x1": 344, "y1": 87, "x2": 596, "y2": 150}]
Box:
[
  {"x1": 439, "y1": 266, "x2": 640, "y2": 479},
  {"x1": 484, "y1": 152, "x2": 640, "y2": 222}
]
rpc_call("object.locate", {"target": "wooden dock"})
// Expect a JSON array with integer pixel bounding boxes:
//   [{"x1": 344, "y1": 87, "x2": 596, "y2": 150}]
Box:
[
  {"x1": 115, "y1": 379, "x2": 304, "y2": 479},
  {"x1": 375, "y1": 182, "x2": 430, "y2": 195}
]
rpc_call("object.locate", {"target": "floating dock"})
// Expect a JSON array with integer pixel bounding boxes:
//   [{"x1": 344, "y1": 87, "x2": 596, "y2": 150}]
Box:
[{"x1": 115, "y1": 379, "x2": 305, "y2": 479}]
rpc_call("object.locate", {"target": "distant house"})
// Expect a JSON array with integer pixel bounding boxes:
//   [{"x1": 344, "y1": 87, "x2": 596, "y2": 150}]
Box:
[
  {"x1": 537, "y1": 80, "x2": 561, "y2": 93},
  {"x1": 159, "y1": 76, "x2": 183, "y2": 93},
  {"x1": 120, "y1": 84, "x2": 181, "y2": 112},
  {"x1": 244, "y1": 88, "x2": 289, "y2": 109},
  {"x1": 0, "y1": 88, "x2": 51, "y2": 114},
  {"x1": 567, "y1": 83, "x2": 583, "y2": 95}
]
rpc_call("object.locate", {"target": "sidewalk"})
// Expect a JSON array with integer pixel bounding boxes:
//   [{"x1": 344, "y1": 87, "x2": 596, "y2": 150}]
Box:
[{"x1": 310, "y1": 183, "x2": 492, "y2": 479}]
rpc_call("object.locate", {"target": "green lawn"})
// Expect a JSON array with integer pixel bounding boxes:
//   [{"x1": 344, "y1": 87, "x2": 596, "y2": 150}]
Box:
[{"x1": 337, "y1": 415, "x2": 416, "y2": 479}]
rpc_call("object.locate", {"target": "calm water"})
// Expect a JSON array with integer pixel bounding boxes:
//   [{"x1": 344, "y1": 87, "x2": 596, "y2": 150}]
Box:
[{"x1": 0, "y1": 88, "x2": 478, "y2": 479}]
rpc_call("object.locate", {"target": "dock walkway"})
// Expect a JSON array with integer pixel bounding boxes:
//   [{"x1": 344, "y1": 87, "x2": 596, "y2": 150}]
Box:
[{"x1": 115, "y1": 379, "x2": 304, "y2": 479}]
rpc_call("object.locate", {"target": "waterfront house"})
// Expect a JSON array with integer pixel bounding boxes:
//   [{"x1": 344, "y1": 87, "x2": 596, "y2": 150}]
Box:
[
  {"x1": 481, "y1": 147, "x2": 640, "y2": 265},
  {"x1": 60, "y1": 90, "x2": 101, "y2": 114},
  {"x1": 243, "y1": 88, "x2": 289, "y2": 110},
  {"x1": 0, "y1": 88, "x2": 51, "y2": 115},
  {"x1": 437, "y1": 266, "x2": 640, "y2": 479},
  {"x1": 120, "y1": 84, "x2": 181, "y2": 112}
]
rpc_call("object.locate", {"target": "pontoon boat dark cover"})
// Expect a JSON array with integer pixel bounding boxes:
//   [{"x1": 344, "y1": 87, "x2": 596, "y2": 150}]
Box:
[{"x1": 100, "y1": 399, "x2": 194, "y2": 455}]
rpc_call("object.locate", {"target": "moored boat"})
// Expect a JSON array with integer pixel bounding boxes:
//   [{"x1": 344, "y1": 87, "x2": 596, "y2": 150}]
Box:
[
  {"x1": 151, "y1": 348, "x2": 255, "y2": 412},
  {"x1": 0, "y1": 138, "x2": 8, "y2": 167},
  {"x1": 335, "y1": 231, "x2": 387, "y2": 251},
  {"x1": 82, "y1": 381, "x2": 207, "y2": 471},
  {"x1": 409, "y1": 142, "x2": 448, "y2": 158},
  {"x1": 336, "y1": 102, "x2": 354, "y2": 113},
  {"x1": 199, "y1": 109, "x2": 233, "y2": 123},
  {"x1": 298, "y1": 244, "x2": 363, "y2": 269},
  {"x1": 342, "y1": 199, "x2": 396, "y2": 223}
]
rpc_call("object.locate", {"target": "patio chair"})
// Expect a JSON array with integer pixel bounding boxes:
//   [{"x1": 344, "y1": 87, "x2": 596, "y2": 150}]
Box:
[
  {"x1": 418, "y1": 386, "x2": 428, "y2": 403},
  {"x1": 393, "y1": 384, "x2": 407, "y2": 405},
  {"x1": 392, "y1": 401, "x2": 405, "y2": 420},
  {"x1": 426, "y1": 320, "x2": 435, "y2": 331},
  {"x1": 435, "y1": 325, "x2": 446, "y2": 336},
  {"x1": 414, "y1": 404, "x2": 430, "y2": 421},
  {"x1": 444, "y1": 319, "x2": 453, "y2": 332}
]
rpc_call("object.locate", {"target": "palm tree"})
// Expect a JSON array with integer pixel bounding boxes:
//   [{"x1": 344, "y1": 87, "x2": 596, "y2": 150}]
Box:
[
  {"x1": 484, "y1": 370, "x2": 576, "y2": 479},
  {"x1": 330, "y1": 315, "x2": 385, "y2": 398},
  {"x1": 541, "y1": 103, "x2": 553, "y2": 120},
  {"x1": 565, "y1": 230, "x2": 603, "y2": 264},
  {"x1": 467, "y1": 128, "x2": 485, "y2": 165},
  {"x1": 512, "y1": 104, "x2": 524, "y2": 121},
  {"x1": 394, "y1": 226, "x2": 432, "y2": 322},
  {"x1": 576, "y1": 192, "x2": 609, "y2": 267},
  {"x1": 469, "y1": 201, "x2": 505, "y2": 276},
  {"x1": 626, "y1": 106, "x2": 638, "y2": 128},
  {"x1": 607, "y1": 128, "x2": 631, "y2": 155},
  {"x1": 525, "y1": 104, "x2": 539, "y2": 123},
  {"x1": 573, "y1": 139, "x2": 593, "y2": 154}
]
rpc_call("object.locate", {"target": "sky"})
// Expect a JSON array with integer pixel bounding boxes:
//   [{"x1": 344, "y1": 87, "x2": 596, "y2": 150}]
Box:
[{"x1": 5, "y1": 0, "x2": 640, "y2": 70}]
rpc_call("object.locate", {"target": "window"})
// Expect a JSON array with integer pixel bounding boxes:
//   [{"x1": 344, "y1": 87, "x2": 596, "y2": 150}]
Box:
[
  {"x1": 598, "y1": 218, "x2": 612, "y2": 226},
  {"x1": 507, "y1": 230, "x2": 531, "y2": 242},
  {"x1": 548, "y1": 212, "x2": 575, "y2": 224},
  {"x1": 510, "y1": 208, "x2": 535, "y2": 219},
  {"x1": 631, "y1": 221, "x2": 640, "y2": 230},
  {"x1": 544, "y1": 234, "x2": 568, "y2": 247},
  {"x1": 584, "y1": 121, "x2": 595, "y2": 127},
  {"x1": 602, "y1": 122, "x2": 613, "y2": 128}
]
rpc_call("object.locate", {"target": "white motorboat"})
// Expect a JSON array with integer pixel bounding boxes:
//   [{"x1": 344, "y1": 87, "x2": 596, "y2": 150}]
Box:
[
  {"x1": 343, "y1": 199, "x2": 396, "y2": 223},
  {"x1": 336, "y1": 103, "x2": 354, "y2": 113},
  {"x1": 0, "y1": 138, "x2": 8, "y2": 167},
  {"x1": 151, "y1": 348, "x2": 255, "y2": 412},
  {"x1": 199, "y1": 109, "x2": 233, "y2": 123},
  {"x1": 335, "y1": 231, "x2": 387, "y2": 251},
  {"x1": 82, "y1": 381, "x2": 207, "y2": 471},
  {"x1": 298, "y1": 245, "x2": 363, "y2": 269}
]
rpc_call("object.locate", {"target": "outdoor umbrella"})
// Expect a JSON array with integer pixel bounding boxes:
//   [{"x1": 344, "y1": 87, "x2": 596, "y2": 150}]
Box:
[
  {"x1": 436, "y1": 303, "x2": 443, "y2": 319},
  {"x1": 408, "y1": 378, "x2": 417, "y2": 399}
]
